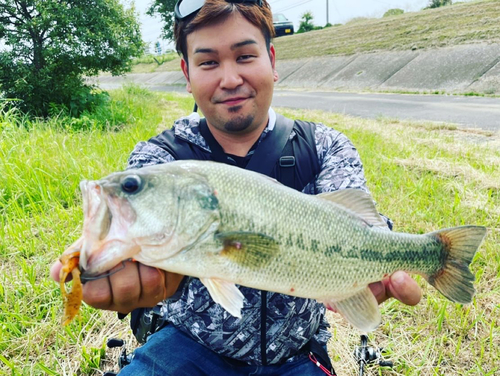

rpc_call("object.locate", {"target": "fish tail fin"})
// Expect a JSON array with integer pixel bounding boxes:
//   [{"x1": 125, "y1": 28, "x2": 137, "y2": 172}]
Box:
[{"x1": 426, "y1": 226, "x2": 487, "y2": 304}]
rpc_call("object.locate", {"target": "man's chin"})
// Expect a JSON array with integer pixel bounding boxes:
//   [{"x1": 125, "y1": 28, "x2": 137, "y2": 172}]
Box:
[{"x1": 220, "y1": 113, "x2": 255, "y2": 133}]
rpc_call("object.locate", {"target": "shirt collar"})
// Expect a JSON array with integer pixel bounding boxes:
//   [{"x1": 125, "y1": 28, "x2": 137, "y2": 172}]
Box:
[{"x1": 173, "y1": 108, "x2": 277, "y2": 154}]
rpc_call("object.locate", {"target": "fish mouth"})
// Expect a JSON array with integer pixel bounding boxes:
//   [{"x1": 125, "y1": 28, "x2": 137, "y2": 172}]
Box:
[{"x1": 77, "y1": 180, "x2": 140, "y2": 277}]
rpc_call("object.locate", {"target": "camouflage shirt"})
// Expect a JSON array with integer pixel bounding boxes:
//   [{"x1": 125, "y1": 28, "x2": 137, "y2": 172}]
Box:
[{"x1": 127, "y1": 109, "x2": 378, "y2": 365}]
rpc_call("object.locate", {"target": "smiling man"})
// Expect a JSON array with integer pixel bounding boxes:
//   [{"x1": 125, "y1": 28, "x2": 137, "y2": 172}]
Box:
[
  {"x1": 179, "y1": 2, "x2": 279, "y2": 156},
  {"x1": 51, "y1": 0, "x2": 421, "y2": 374}
]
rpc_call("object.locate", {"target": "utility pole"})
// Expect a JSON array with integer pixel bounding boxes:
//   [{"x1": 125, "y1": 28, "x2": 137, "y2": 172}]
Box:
[{"x1": 326, "y1": 0, "x2": 329, "y2": 25}]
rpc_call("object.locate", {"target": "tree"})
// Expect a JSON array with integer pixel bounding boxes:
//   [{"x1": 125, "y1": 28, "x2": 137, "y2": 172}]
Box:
[
  {"x1": 427, "y1": 0, "x2": 453, "y2": 9},
  {"x1": 297, "y1": 11, "x2": 315, "y2": 34},
  {"x1": 147, "y1": 0, "x2": 177, "y2": 42},
  {"x1": 0, "y1": 0, "x2": 144, "y2": 117}
]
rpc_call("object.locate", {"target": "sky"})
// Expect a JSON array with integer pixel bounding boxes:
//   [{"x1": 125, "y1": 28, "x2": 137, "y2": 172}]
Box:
[{"x1": 128, "y1": 0, "x2": 435, "y2": 53}]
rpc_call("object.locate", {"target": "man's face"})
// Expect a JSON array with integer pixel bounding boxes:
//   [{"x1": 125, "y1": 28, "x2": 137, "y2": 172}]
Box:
[{"x1": 181, "y1": 12, "x2": 278, "y2": 135}]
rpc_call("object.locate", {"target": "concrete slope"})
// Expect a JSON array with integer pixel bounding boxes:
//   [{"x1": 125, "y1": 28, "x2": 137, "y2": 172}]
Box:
[
  {"x1": 276, "y1": 43, "x2": 500, "y2": 94},
  {"x1": 93, "y1": 43, "x2": 500, "y2": 95}
]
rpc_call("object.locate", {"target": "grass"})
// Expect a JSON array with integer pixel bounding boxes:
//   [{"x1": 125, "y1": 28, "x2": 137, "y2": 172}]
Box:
[
  {"x1": 1, "y1": 89, "x2": 499, "y2": 375},
  {"x1": 129, "y1": 52, "x2": 181, "y2": 74},
  {"x1": 274, "y1": 0, "x2": 500, "y2": 60},
  {"x1": 130, "y1": 0, "x2": 500, "y2": 74}
]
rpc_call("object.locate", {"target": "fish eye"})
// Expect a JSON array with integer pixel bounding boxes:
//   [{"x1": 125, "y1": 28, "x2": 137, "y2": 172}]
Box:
[{"x1": 121, "y1": 175, "x2": 142, "y2": 194}]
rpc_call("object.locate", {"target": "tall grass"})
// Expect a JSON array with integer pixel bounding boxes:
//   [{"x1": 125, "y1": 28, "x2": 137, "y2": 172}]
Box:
[{"x1": 1, "y1": 89, "x2": 498, "y2": 375}]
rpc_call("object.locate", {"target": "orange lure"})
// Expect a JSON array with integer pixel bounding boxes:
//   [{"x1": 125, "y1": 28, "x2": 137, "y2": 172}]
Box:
[{"x1": 59, "y1": 251, "x2": 83, "y2": 326}]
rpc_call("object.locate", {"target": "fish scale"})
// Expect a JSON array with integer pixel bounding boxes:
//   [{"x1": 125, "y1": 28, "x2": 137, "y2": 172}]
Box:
[{"x1": 60, "y1": 160, "x2": 487, "y2": 331}]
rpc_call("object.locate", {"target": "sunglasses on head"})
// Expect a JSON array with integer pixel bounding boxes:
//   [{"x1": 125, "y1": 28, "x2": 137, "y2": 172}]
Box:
[{"x1": 174, "y1": 0, "x2": 263, "y2": 21}]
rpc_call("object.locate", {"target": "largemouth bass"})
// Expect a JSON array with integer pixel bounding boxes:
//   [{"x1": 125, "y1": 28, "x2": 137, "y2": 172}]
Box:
[{"x1": 60, "y1": 160, "x2": 487, "y2": 331}]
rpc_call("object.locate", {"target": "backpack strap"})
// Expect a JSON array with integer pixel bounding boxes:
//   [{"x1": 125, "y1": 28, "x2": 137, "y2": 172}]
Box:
[
  {"x1": 278, "y1": 133, "x2": 296, "y2": 189},
  {"x1": 275, "y1": 118, "x2": 320, "y2": 192},
  {"x1": 245, "y1": 113, "x2": 295, "y2": 176},
  {"x1": 149, "y1": 126, "x2": 212, "y2": 161}
]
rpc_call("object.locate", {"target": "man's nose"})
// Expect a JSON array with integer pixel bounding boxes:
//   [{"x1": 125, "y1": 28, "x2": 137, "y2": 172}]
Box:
[{"x1": 219, "y1": 63, "x2": 243, "y2": 89}]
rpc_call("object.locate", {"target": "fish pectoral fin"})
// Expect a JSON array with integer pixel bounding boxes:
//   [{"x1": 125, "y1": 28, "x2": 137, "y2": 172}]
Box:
[
  {"x1": 215, "y1": 232, "x2": 280, "y2": 268},
  {"x1": 200, "y1": 278, "x2": 244, "y2": 319},
  {"x1": 322, "y1": 286, "x2": 381, "y2": 332},
  {"x1": 317, "y1": 189, "x2": 388, "y2": 228}
]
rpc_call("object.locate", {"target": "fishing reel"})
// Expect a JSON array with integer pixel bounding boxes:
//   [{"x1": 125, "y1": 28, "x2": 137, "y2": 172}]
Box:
[
  {"x1": 354, "y1": 335, "x2": 393, "y2": 376},
  {"x1": 103, "y1": 338, "x2": 133, "y2": 376}
]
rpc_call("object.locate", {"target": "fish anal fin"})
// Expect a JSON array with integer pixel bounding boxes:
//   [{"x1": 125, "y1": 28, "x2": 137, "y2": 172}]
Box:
[
  {"x1": 216, "y1": 232, "x2": 280, "y2": 269},
  {"x1": 200, "y1": 277, "x2": 244, "y2": 319},
  {"x1": 317, "y1": 189, "x2": 387, "y2": 228},
  {"x1": 322, "y1": 286, "x2": 381, "y2": 332}
]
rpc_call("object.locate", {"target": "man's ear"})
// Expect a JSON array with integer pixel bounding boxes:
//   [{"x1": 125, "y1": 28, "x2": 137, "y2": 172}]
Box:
[
  {"x1": 270, "y1": 44, "x2": 279, "y2": 82},
  {"x1": 181, "y1": 58, "x2": 192, "y2": 93}
]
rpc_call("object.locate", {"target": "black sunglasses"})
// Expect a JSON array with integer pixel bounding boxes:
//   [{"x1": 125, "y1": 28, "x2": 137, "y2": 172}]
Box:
[{"x1": 174, "y1": 0, "x2": 263, "y2": 21}]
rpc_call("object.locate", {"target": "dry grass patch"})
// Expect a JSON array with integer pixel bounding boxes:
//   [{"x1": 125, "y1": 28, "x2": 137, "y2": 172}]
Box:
[{"x1": 274, "y1": 0, "x2": 500, "y2": 59}]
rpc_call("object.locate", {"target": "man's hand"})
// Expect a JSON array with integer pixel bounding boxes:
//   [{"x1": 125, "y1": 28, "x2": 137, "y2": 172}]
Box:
[
  {"x1": 369, "y1": 271, "x2": 422, "y2": 306},
  {"x1": 50, "y1": 260, "x2": 184, "y2": 314}
]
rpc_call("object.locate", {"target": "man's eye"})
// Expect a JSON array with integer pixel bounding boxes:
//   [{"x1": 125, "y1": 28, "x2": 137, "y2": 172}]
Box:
[
  {"x1": 238, "y1": 55, "x2": 255, "y2": 61},
  {"x1": 200, "y1": 60, "x2": 217, "y2": 67}
]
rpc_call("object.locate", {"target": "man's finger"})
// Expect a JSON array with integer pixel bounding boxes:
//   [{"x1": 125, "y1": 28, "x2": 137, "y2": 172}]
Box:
[
  {"x1": 109, "y1": 261, "x2": 142, "y2": 312},
  {"x1": 137, "y1": 264, "x2": 167, "y2": 305},
  {"x1": 50, "y1": 261, "x2": 63, "y2": 282},
  {"x1": 368, "y1": 280, "x2": 388, "y2": 305},
  {"x1": 82, "y1": 275, "x2": 114, "y2": 310},
  {"x1": 164, "y1": 271, "x2": 185, "y2": 299},
  {"x1": 369, "y1": 271, "x2": 422, "y2": 306},
  {"x1": 386, "y1": 271, "x2": 422, "y2": 306}
]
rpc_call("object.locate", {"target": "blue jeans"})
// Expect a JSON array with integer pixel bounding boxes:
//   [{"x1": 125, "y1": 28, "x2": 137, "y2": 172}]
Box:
[{"x1": 119, "y1": 324, "x2": 328, "y2": 376}]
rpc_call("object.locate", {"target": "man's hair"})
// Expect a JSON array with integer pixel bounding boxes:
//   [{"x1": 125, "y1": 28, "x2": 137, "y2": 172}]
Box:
[{"x1": 174, "y1": 0, "x2": 275, "y2": 61}]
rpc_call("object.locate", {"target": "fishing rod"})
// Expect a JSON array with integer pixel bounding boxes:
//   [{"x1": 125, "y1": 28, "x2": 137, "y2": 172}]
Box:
[{"x1": 354, "y1": 335, "x2": 393, "y2": 376}]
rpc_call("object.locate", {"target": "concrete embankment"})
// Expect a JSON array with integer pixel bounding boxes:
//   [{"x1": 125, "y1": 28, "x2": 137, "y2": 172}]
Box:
[{"x1": 95, "y1": 43, "x2": 500, "y2": 95}]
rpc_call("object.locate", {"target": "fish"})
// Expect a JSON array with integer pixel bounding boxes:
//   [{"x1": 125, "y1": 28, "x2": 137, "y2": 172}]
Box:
[{"x1": 59, "y1": 160, "x2": 487, "y2": 331}]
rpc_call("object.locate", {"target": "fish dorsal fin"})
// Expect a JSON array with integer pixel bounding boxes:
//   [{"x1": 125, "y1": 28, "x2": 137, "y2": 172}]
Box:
[
  {"x1": 200, "y1": 277, "x2": 244, "y2": 318},
  {"x1": 322, "y1": 286, "x2": 381, "y2": 332},
  {"x1": 215, "y1": 232, "x2": 280, "y2": 269},
  {"x1": 317, "y1": 189, "x2": 388, "y2": 228}
]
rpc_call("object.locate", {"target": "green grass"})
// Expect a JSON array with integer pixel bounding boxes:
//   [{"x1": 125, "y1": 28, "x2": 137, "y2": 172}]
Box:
[
  {"x1": 130, "y1": 0, "x2": 500, "y2": 74},
  {"x1": 129, "y1": 52, "x2": 181, "y2": 73},
  {"x1": 1, "y1": 89, "x2": 499, "y2": 374}
]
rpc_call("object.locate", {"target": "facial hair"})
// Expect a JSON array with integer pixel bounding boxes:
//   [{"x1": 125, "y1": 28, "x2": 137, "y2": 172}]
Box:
[{"x1": 223, "y1": 112, "x2": 254, "y2": 133}]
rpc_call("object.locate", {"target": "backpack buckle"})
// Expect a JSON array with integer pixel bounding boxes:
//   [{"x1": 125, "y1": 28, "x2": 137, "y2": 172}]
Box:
[{"x1": 279, "y1": 156, "x2": 296, "y2": 167}]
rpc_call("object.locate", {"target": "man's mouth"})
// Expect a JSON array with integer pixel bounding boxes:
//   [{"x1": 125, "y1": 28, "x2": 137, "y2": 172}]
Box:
[{"x1": 220, "y1": 97, "x2": 248, "y2": 106}]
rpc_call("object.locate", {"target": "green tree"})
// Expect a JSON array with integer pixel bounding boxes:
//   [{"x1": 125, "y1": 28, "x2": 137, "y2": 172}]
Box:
[
  {"x1": 147, "y1": 0, "x2": 177, "y2": 42},
  {"x1": 297, "y1": 11, "x2": 315, "y2": 34},
  {"x1": 0, "y1": 0, "x2": 144, "y2": 117},
  {"x1": 427, "y1": 0, "x2": 453, "y2": 9},
  {"x1": 383, "y1": 8, "x2": 404, "y2": 17}
]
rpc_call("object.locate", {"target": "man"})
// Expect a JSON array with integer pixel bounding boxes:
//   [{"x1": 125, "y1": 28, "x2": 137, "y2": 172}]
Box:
[{"x1": 51, "y1": 0, "x2": 421, "y2": 374}]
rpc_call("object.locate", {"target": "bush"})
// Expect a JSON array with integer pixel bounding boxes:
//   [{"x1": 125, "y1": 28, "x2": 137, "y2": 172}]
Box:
[
  {"x1": 297, "y1": 11, "x2": 316, "y2": 33},
  {"x1": 426, "y1": 0, "x2": 453, "y2": 9},
  {"x1": 383, "y1": 9, "x2": 404, "y2": 17}
]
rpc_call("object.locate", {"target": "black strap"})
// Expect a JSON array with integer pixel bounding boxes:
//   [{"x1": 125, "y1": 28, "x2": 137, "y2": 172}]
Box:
[
  {"x1": 199, "y1": 115, "x2": 295, "y2": 175},
  {"x1": 278, "y1": 137, "x2": 295, "y2": 189},
  {"x1": 305, "y1": 337, "x2": 336, "y2": 375},
  {"x1": 246, "y1": 114, "x2": 294, "y2": 175}
]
